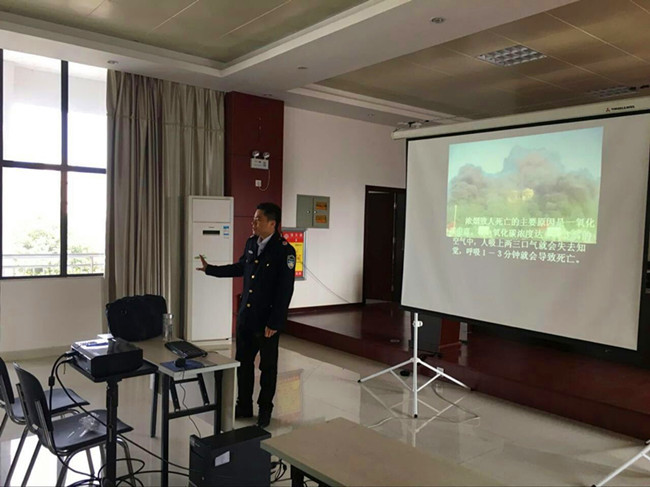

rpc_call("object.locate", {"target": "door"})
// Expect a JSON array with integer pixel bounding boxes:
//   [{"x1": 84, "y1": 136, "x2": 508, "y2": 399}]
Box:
[{"x1": 362, "y1": 186, "x2": 406, "y2": 302}]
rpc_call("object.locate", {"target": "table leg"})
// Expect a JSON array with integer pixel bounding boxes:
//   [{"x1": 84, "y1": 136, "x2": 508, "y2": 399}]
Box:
[
  {"x1": 161, "y1": 374, "x2": 170, "y2": 487},
  {"x1": 214, "y1": 370, "x2": 223, "y2": 434},
  {"x1": 222, "y1": 368, "x2": 235, "y2": 432},
  {"x1": 150, "y1": 372, "x2": 159, "y2": 437},
  {"x1": 290, "y1": 465, "x2": 304, "y2": 487},
  {"x1": 105, "y1": 378, "x2": 119, "y2": 487}
]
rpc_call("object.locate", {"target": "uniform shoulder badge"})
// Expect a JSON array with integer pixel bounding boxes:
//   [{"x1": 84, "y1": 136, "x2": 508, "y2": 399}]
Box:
[
  {"x1": 282, "y1": 241, "x2": 288, "y2": 245},
  {"x1": 287, "y1": 255, "x2": 296, "y2": 270}
]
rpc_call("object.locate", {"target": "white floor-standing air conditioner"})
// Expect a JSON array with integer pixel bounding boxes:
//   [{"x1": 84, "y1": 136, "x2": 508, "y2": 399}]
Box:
[{"x1": 185, "y1": 196, "x2": 234, "y2": 347}]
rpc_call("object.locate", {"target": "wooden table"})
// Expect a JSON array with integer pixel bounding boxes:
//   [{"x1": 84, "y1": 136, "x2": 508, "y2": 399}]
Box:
[
  {"x1": 137, "y1": 338, "x2": 239, "y2": 487},
  {"x1": 261, "y1": 418, "x2": 498, "y2": 487}
]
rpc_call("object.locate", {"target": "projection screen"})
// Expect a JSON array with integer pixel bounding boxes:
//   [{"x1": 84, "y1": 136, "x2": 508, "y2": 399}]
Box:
[{"x1": 402, "y1": 113, "x2": 650, "y2": 350}]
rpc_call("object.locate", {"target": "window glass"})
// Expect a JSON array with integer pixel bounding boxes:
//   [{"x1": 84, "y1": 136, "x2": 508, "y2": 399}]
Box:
[
  {"x1": 67, "y1": 172, "x2": 106, "y2": 274},
  {"x1": 1, "y1": 53, "x2": 107, "y2": 278},
  {"x1": 3, "y1": 50, "x2": 61, "y2": 164},
  {"x1": 69, "y1": 63, "x2": 107, "y2": 168},
  {"x1": 2, "y1": 167, "x2": 61, "y2": 276}
]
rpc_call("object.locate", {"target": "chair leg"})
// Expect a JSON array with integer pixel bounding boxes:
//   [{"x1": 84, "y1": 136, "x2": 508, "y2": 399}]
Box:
[
  {"x1": 5, "y1": 426, "x2": 28, "y2": 486},
  {"x1": 21, "y1": 441, "x2": 40, "y2": 487},
  {"x1": 0, "y1": 412, "x2": 7, "y2": 437},
  {"x1": 118, "y1": 437, "x2": 135, "y2": 481},
  {"x1": 85, "y1": 448, "x2": 95, "y2": 477},
  {"x1": 55, "y1": 454, "x2": 71, "y2": 487}
]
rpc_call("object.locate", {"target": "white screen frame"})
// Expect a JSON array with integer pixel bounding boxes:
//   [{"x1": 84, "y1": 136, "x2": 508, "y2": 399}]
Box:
[{"x1": 402, "y1": 111, "x2": 650, "y2": 352}]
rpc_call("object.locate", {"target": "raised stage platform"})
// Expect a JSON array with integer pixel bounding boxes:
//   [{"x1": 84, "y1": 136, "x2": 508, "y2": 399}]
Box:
[{"x1": 286, "y1": 302, "x2": 650, "y2": 440}]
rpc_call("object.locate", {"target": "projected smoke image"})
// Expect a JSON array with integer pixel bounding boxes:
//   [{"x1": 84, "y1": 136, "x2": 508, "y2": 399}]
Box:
[{"x1": 446, "y1": 127, "x2": 603, "y2": 248}]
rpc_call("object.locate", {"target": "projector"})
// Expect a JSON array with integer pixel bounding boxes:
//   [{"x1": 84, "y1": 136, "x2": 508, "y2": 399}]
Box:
[{"x1": 71, "y1": 337, "x2": 143, "y2": 378}]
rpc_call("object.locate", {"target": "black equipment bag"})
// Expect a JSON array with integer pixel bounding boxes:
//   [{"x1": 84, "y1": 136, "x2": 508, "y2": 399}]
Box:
[{"x1": 105, "y1": 294, "x2": 167, "y2": 342}]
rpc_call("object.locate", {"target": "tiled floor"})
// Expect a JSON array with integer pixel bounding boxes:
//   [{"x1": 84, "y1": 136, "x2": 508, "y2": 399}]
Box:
[
  {"x1": 287, "y1": 302, "x2": 650, "y2": 440},
  {"x1": 2, "y1": 335, "x2": 650, "y2": 486}
]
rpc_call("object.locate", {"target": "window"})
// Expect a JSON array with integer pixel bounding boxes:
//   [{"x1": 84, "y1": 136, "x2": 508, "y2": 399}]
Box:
[{"x1": 1, "y1": 50, "x2": 107, "y2": 277}]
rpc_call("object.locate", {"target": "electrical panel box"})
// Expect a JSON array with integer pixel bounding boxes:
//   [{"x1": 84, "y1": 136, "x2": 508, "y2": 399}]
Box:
[
  {"x1": 186, "y1": 196, "x2": 234, "y2": 347},
  {"x1": 296, "y1": 194, "x2": 330, "y2": 229}
]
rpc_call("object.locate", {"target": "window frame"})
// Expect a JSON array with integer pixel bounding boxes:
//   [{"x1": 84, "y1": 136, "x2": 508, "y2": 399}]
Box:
[{"x1": 0, "y1": 50, "x2": 107, "y2": 279}]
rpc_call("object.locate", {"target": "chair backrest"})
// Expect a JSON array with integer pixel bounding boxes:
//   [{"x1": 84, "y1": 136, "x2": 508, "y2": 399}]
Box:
[
  {"x1": 0, "y1": 356, "x2": 15, "y2": 407},
  {"x1": 13, "y1": 364, "x2": 54, "y2": 448}
]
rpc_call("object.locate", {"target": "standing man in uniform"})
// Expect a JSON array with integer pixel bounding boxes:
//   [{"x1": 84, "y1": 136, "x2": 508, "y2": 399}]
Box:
[{"x1": 196, "y1": 202, "x2": 296, "y2": 428}]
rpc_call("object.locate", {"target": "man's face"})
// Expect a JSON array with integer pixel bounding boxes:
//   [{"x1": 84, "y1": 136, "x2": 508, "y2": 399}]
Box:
[{"x1": 252, "y1": 209, "x2": 275, "y2": 238}]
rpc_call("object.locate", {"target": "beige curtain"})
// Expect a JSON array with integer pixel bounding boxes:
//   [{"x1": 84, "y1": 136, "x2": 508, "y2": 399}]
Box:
[{"x1": 106, "y1": 71, "x2": 224, "y2": 326}]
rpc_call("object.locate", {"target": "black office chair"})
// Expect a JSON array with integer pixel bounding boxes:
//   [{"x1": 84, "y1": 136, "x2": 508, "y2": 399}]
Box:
[
  {"x1": 13, "y1": 364, "x2": 136, "y2": 486},
  {"x1": 0, "y1": 357, "x2": 89, "y2": 485}
]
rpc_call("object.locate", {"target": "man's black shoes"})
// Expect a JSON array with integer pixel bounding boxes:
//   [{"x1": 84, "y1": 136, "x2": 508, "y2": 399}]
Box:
[
  {"x1": 235, "y1": 404, "x2": 253, "y2": 419},
  {"x1": 257, "y1": 409, "x2": 272, "y2": 428},
  {"x1": 236, "y1": 404, "x2": 271, "y2": 427}
]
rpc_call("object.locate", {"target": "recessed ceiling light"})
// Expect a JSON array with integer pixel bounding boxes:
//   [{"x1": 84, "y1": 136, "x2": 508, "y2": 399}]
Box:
[
  {"x1": 476, "y1": 45, "x2": 546, "y2": 67},
  {"x1": 107, "y1": 60, "x2": 118, "y2": 65},
  {"x1": 430, "y1": 17, "x2": 445, "y2": 24},
  {"x1": 297, "y1": 66, "x2": 308, "y2": 70}
]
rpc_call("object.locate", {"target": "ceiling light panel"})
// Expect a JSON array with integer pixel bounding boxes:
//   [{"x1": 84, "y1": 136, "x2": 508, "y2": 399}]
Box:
[{"x1": 476, "y1": 45, "x2": 546, "y2": 67}]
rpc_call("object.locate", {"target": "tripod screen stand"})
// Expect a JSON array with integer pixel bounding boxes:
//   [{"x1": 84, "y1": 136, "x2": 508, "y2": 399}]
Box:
[
  {"x1": 594, "y1": 440, "x2": 650, "y2": 486},
  {"x1": 358, "y1": 312, "x2": 470, "y2": 417}
]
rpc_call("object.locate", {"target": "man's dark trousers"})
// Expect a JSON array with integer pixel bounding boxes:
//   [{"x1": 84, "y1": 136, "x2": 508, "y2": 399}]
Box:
[{"x1": 236, "y1": 325, "x2": 280, "y2": 412}]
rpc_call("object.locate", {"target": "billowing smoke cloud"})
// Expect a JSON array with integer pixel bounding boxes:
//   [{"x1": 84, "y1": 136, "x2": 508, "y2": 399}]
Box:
[{"x1": 448, "y1": 145, "x2": 600, "y2": 220}]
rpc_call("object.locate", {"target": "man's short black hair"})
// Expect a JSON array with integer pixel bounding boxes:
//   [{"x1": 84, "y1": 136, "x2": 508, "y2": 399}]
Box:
[{"x1": 257, "y1": 202, "x2": 282, "y2": 230}]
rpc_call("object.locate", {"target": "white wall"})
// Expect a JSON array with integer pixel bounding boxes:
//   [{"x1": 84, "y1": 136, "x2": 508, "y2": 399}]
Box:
[
  {"x1": 283, "y1": 107, "x2": 406, "y2": 308},
  {"x1": 0, "y1": 277, "x2": 104, "y2": 354}
]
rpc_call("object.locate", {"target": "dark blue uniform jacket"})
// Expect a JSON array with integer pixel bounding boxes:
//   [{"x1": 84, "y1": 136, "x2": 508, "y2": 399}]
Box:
[{"x1": 206, "y1": 232, "x2": 296, "y2": 332}]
